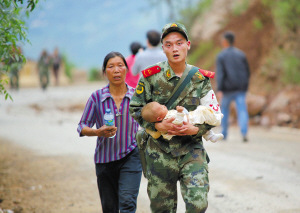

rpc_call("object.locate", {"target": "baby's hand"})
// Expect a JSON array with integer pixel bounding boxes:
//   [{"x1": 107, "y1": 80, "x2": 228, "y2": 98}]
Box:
[{"x1": 176, "y1": 106, "x2": 184, "y2": 113}]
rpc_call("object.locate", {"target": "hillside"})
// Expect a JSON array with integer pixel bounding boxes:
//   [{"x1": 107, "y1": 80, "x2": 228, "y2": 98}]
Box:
[{"x1": 188, "y1": 0, "x2": 300, "y2": 128}]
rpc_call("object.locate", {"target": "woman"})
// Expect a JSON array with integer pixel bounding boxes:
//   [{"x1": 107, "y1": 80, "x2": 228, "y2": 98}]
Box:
[
  {"x1": 77, "y1": 52, "x2": 142, "y2": 213},
  {"x1": 125, "y1": 41, "x2": 143, "y2": 88}
]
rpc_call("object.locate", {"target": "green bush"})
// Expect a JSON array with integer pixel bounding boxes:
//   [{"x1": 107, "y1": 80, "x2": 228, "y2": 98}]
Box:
[
  {"x1": 62, "y1": 54, "x2": 75, "y2": 81},
  {"x1": 0, "y1": 0, "x2": 38, "y2": 100},
  {"x1": 188, "y1": 41, "x2": 214, "y2": 65},
  {"x1": 201, "y1": 47, "x2": 221, "y2": 69},
  {"x1": 253, "y1": 18, "x2": 263, "y2": 30},
  {"x1": 261, "y1": 48, "x2": 300, "y2": 85},
  {"x1": 262, "y1": 0, "x2": 300, "y2": 33},
  {"x1": 261, "y1": 0, "x2": 300, "y2": 85},
  {"x1": 232, "y1": 0, "x2": 250, "y2": 16},
  {"x1": 88, "y1": 67, "x2": 102, "y2": 81},
  {"x1": 282, "y1": 53, "x2": 300, "y2": 85},
  {"x1": 179, "y1": 0, "x2": 212, "y2": 31}
]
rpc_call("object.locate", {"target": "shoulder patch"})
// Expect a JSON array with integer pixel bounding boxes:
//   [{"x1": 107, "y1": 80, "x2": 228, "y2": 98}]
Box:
[
  {"x1": 198, "y1": 69, "x2": 215, "y2": 78},
  {"x1": 136, "y1": 82, "x2": 144, "y2": 95},
  {"x1": 142, "y1": 65, "x2": 161, "y2": 78}
]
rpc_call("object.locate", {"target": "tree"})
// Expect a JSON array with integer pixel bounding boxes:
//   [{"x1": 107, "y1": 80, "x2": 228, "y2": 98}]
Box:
[
  {"x1": 146, "y1": 0, "x2": 211, "y2": 30},
  {"x1": 0, "y1": 0, "x2": 38, "y2": 100}
]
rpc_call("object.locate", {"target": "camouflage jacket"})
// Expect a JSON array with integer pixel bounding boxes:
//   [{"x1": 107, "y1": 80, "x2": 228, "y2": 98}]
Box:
[{"x1": 129, "y1": 61, "x2": 215, "y2": 156}]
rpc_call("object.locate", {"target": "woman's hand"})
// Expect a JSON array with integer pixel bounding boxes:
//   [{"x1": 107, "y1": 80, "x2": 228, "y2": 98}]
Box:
[{"x1": 95, "y1": 125, "x2": 117, "y2": 138}]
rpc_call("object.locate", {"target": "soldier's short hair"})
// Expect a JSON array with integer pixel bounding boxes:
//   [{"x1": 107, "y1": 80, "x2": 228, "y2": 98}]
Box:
[{"x1": 147, "y1": 30, "x2": 161, "y2": 47}]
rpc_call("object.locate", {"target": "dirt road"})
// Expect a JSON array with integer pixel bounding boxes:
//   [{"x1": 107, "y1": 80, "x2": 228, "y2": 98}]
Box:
[{"x1": 1, "y1": 83, "x2": 300, "y2": 213}]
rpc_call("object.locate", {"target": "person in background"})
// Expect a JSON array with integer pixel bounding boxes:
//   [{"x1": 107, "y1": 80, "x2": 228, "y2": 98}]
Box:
[
  {"x1": 38, "y1": 50, "x2": 51, "y2": 90},
  {"x1": 52, "y1": 47, "x2": 62, "y2": 86},
  {"x1": 125, "y1": 42, "x2": 143, "y2": 88},
  {"x1": 216, "y1": 31, "x2": 250, "y2": 142},
  {"x1": 9, "y1": 46, "x2": 23, "y2": 90},
  {"x1": 130, "y1": 22, "x2": 220, "y2": 212},
  {"x1": 77, "y1": 51, "x2": 142, "y2": 213},
  {"x1": 131, "y1": 30, "x2": 167, "y2": 76}
]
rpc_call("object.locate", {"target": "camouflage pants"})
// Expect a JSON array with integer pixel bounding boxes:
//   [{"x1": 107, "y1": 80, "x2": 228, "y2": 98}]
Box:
[
  {"x1": 39, "y1": 70, "x2": 49, "y2": 90},
  {"x1": 10, "y1": 70, "x2": 19, "y2": 89},
  {"x1": 145, "y1": 140, "x2": 209, "y2": 213}
]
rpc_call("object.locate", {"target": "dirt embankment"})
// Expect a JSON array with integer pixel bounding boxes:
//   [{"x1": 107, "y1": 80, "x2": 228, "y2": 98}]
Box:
[
  {"x1": 191, "y1": 0, "x2": 300, "y2": 128},
  {"x1": 0, "y1": 140, "x2": 99, "y2": 213}
]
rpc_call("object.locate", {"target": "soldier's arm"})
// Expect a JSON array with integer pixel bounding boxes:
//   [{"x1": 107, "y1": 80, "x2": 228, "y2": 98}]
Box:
[
  {"x1": 129, "y1": 77, "x2": 156, "y2": 131},
  {"x1": 192, "y1": 78, "x2": 216, "y2": 137}
]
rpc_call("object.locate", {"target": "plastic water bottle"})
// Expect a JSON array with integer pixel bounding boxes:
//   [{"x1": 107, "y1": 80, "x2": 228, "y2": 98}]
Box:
[{"x1": 104, "y1": 108, "x2": 116, "y2": 138}]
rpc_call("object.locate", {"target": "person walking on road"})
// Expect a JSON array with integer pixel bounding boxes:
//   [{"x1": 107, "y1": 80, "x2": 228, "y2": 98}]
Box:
[
  {"x1": 38, "y1": 50, "x2": 51, "y2": 90},
  {"x1": 52, "y1": 47, "x2": 62, "y2": 86},
  {"x1": 77, "y1": 51, "x2": 142, "y2": 213},
  {"x1": 216, "y1": 31, "x2": 250, "y2": 142},
  {"x1": 130, "y1": 22, "x2": 221, "y2": 212},
  {"x1": 9, "y1": 46, "x2": 23, "y2": 90},
  {"x1": 131, "y1": 30, "x2": 167, "y2": 76}
]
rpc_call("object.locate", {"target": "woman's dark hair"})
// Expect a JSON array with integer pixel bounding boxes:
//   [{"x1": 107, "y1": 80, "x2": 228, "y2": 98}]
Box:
[
  {"x1": 102, "y1": 51, "x2": 128, "y2": 74},
  {"x1": 130, "y1": 42, "x2": 142, "y2": 55},
  {"x1": 223, "y1": 31, "x2": 235, "y2": 45}
]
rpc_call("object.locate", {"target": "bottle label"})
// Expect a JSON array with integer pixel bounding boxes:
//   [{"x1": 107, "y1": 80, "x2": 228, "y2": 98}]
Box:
[{"x1": 105, "y1": 119, "x2": 114, "y2": 126}]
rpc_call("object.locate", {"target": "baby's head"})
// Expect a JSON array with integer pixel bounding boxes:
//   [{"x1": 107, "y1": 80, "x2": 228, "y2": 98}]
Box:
[{"x1": 141, "y1": 102, "x2": 168, "y2": 123}]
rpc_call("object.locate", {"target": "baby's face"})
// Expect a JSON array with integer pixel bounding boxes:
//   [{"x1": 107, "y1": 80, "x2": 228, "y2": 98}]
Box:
[{"x1": 158, "y1": 104, "x2": 168, "y2": 119}]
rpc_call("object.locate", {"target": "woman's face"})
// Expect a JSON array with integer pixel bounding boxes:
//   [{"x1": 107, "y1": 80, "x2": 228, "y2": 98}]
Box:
[{"x1": 105, "y1": 56, "x2": 127, "y2": 86}]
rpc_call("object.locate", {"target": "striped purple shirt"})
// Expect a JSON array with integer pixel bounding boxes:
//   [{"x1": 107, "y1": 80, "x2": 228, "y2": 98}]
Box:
[{"x1": 77, "y1": 84, "x2": 139, "y2": 163}]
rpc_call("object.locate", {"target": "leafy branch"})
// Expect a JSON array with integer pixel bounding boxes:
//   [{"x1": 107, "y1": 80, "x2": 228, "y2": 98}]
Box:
[{"x1": 0, "y1": 0, "x2": 38, "y2": 100}]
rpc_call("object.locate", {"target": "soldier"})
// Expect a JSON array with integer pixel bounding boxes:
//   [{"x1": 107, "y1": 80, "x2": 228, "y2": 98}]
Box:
[
  {"x1": 129, "y1": 23, "x2": 221, "y2": 212},
  {"x1": 38, "y1": 50, "x2": 51, "y2": 90},
  {"x1": 9, "y1": 46, "x2": 23, "y2": 90}
]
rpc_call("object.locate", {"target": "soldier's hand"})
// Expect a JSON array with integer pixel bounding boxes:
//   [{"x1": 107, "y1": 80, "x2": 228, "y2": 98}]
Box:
[
  {"x1": 168, "y1": 121, "x2": 198, "y2": 136},
  {"x1": 155, "y1": 117, "x2": 175, "y2": 133}
]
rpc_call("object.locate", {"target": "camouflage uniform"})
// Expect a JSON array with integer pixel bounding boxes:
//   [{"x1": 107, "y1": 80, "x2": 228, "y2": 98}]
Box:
[
  {"x1": 38, "y1": 54, "x2": 50, "y2": 90},
  {"x1": 9, "y1": 57, "x2": 23, "y2": 90},
  {"x1": 129, "y1": 61, "x2": 214, "y2": 212}
]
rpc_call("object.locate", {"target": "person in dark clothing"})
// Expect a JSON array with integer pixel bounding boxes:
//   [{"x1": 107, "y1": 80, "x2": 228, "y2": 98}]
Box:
[
  {"x1": 216, "y1": 31, "x2": 250, "y2": 142},
  {"x1": 52, "y1": 47, "x2": 62, "y2": 86}
]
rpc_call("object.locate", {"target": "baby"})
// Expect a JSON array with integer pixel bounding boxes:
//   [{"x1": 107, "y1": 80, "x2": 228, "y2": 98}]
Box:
[{"x1": 141, "y1": 101, "x2": 224, "y2": 142}]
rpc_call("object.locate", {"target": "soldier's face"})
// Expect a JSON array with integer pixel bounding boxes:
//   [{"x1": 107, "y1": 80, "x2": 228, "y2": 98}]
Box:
[
  {"x1": 105, "y1": 56, "x2": 127, "y2": 86},
  {"x1": 162, "y1": 32, "x2": 190, "y2": 65}
]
